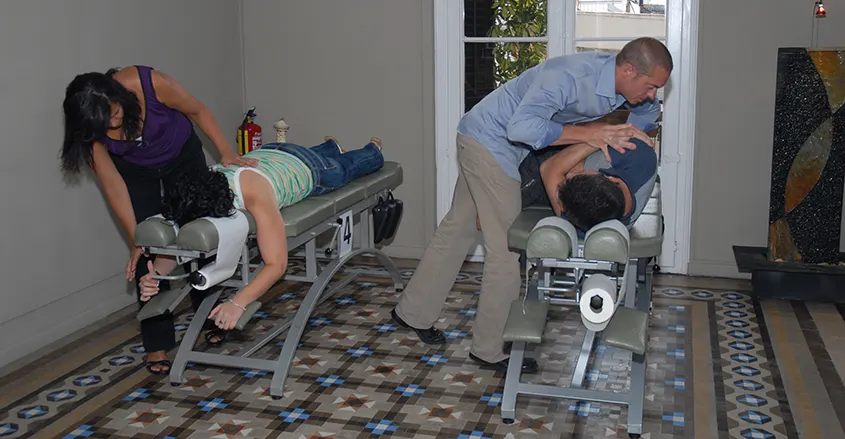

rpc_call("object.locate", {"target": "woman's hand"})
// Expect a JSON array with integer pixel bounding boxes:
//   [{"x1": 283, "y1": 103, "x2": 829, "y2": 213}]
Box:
[
  {"x1": 220, "y1": 152, "x2": 259, "y2": 168},
  {"x1": 584, "y1": 123, "x2": 653, "y2": 162},
  {"x1": 127, "y1": 246, "x2": 146, "y2": 281},
  {"x1": 208, "y1": 300, "x2": 246, "y2": 331},
  {"x1": 139, "y1": 261, "x2": 160, "y2": 302}
]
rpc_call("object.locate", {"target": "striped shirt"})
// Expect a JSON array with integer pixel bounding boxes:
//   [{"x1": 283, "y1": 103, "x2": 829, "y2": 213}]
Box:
[{"x1": 213, "y1": 148, "x2": 313, "y2": 210}]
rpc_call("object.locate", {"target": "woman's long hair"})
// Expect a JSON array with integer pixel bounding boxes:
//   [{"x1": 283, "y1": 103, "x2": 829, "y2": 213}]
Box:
[{"x1": 60, "y1": 68, "x2": 142, "y2": 175}]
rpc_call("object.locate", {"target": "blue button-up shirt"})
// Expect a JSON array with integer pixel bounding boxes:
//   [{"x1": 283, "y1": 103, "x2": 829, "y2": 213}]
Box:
[{"x1": 457, "y1": 51, "x2": 661, "y2": 181}]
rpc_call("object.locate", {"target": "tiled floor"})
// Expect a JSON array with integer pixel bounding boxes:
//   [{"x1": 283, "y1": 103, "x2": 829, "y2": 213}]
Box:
[{"x1": 0, "y1": 258, "x2": 842, "y2": 438}]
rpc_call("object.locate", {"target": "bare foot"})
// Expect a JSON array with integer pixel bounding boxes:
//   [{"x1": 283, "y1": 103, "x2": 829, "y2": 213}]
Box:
[
  {"x1": 145, "y1": 350, "x2": 170, "y2": 375},
  {"x1": 325, "y1": 136, "x2": 345, "y2": 153},
  {"x1": 370, "y1": 137, "x2": 382, "y2": 151}
]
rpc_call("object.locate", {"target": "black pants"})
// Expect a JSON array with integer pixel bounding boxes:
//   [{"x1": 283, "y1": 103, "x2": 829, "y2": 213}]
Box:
[{"x1": 111, "y1": 127, "x2": 210, "y2": 353}]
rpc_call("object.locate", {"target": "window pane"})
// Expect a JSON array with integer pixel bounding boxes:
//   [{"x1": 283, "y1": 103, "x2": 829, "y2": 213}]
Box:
[
  {"x1": 465, "y1": 42, "x2": 548, "y2": 111},
  {"x1": 464, "y1": 0, "x2": 548, "y2": 38},
  {"x1": 575, "y1": 0, "x2": 666, "y2": 50}
]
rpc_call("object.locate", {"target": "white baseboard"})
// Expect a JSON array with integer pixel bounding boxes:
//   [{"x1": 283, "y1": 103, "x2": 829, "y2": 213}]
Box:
[
  {"x1": 687, "y1": 259, "x2": 751, "y2": 280},
  {"x1": 0, "y1": 274, "x2": 135, "y2": 371}
]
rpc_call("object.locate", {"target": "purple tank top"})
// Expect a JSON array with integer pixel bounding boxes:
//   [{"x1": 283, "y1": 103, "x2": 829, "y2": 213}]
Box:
[{"x1": 100, "y1": 66, "x2": 193, "y2": 167}]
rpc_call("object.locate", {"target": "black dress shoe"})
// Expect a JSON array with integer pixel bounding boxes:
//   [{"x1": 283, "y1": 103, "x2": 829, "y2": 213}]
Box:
[
  {"x1": 391, "y1": 308, "x2": 446, "y2": 345},
  {"x1": 469, "y1": 352, "x2": 538, "y2": 374}
]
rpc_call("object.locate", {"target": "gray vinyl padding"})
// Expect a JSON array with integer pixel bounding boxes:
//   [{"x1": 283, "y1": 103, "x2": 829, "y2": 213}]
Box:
[
  {"x1": 134, "y1": 162, "x2": 403, "y2": 252},
  {"x1": 508, "y1": 182, "x2": 663, "y2": 259}
]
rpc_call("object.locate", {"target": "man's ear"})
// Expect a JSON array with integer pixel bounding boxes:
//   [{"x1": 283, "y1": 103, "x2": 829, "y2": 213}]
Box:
[{"x1": 621, "y1": 62, "x2": 637, "y2": 78}]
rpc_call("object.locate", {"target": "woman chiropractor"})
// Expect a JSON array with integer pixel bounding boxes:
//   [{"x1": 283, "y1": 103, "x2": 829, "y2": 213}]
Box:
[{"x1": 60, "y1": 65, "x2": 257, "y2": 375}]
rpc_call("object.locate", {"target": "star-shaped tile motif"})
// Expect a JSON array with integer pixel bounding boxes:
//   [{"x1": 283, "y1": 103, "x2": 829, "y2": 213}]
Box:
[
  {"x1": 444, "y1": 372, "x2": 481, "y2": 386},
  {"x1": 324, "y1": 330, "x2": 353, "y2": 342},
  {"x1": 420, "y1": 403, "x2": 462, "y2": 422},
  {"x1": 333, "y1": 393, "x2": 374, "y2": 411},
  {"x1": 125, "y1": 408, "x2": 168, "y2": 428},
  {"x1": 366, "y1": 363, "x2": 402, "y2": 378},
  {"x1": 209, "y1": 419, "x2": 251, "y2": 437},
  {"x1": 180, "y1": 375, "x2": 214, "y2": 391},
  {"x1": 519, "y1": 414, "x2": 553, "y2": 432},
  {"x1": 295, "y1": 355, "x2": 327, "y2": 369}
]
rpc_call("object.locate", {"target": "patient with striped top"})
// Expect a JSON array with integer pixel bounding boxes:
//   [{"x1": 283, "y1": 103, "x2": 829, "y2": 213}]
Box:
[{"x1": 137, "y1": 136, "x2": 385, "y2": 346}]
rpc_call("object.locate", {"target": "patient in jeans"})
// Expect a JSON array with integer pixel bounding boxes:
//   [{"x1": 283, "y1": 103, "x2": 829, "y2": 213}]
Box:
[{"x1": 138, "y1": 136, "x2": 384, "y2": 352}]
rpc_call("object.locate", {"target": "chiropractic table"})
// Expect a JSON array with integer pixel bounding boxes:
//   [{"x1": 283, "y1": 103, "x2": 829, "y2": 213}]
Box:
[
  {"x1": 132, "y1": 162, "x2": 405, "y2": 399},
  {"x1": 502, "y1": 179, "x2": 663, "y2": 438}
]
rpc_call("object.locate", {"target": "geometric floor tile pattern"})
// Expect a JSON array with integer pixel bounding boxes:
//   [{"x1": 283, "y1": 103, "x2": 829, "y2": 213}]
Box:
[{"x1": 0, "y1": 258, "x2": 836, "y2": 438}]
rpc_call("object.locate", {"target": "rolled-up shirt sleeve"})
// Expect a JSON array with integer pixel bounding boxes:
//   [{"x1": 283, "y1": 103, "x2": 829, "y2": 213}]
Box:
[
  {"x1": 506, "y1": 70, "x2": 578, "y2": 150},
  {"x1": 626, "y1": 99, "x2": 661, "y2": 132}
]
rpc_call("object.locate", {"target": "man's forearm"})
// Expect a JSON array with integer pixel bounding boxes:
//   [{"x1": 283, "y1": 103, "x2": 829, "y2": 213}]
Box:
[{"x1": 549, "y1": 124, "x2": 594, "y2": 146}]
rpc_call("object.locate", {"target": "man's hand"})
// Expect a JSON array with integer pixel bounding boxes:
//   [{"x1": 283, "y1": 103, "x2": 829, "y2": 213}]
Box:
[
  {"x1": 584, "y1": 123, "x2": 653, "y2": 162},
  {"x1": 139, "y1": 261, "x2": 160, "y2": 302},
  {"x1": 208, "y1": 301, "x2": 246, "y2": 331}
]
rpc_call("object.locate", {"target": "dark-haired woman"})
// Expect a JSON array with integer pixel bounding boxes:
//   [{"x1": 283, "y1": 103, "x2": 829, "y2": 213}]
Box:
[{"x1": 61, "y1": 65, "x2": 257, "y2": 375}]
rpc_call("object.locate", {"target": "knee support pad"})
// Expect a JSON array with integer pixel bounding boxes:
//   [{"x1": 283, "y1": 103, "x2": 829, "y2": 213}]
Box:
[
  {"x1": 135, "y1": 215, "x2": 179, "y2": 248},
  {"x1": 526, "y1": 216, "x2": 578, "y2": 260},
  {"x1": 583, "y1": 220, "x2": 630, "y2": 264}
]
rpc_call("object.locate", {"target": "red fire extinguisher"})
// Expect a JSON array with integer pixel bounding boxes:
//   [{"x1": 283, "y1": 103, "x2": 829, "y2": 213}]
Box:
[{"x1": 236, "y1": 107, "x2": 263, "y2": 156}]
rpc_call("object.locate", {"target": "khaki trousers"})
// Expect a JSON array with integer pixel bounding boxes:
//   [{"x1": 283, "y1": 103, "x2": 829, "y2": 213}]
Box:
[{"x1": 395, "y1": 133, "x2": 522, "y2": 362}]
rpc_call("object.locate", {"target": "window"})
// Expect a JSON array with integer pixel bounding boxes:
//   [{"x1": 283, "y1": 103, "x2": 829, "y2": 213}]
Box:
[
  {"x1": 462, "y1": 0, "x2": 667, "y2": 158},
  {"x1": 463, "y1": 0, "x2": 552, "y2": 111},
  {"x1": 573, "y1": 0, "x2": 667, "y2": 159}
]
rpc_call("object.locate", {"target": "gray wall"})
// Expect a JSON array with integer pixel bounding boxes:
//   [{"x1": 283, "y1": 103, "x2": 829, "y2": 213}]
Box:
[
  {"x1": 688, "y1": 0, "x2": 845, "y2": 277},
  {"x1": 0, "y1": 0, "x2": 244, "y2": 369},
  {"x1": 241, "y1": 0, "x2": 436, "y2": 260}
]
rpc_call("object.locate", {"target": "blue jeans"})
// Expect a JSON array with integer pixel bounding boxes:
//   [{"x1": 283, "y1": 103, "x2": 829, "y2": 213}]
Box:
[{"x1": 260, "y1": 138, "x2": 385, "y2": 196}]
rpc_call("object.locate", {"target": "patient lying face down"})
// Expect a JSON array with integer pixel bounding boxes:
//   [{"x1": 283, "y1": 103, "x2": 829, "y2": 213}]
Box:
[
  {"x1": 519, "y1": 136, "x2": 658, "y2": 232},
  {"x1": 138, "y1": 137, "x2": 384, "y2": 336}
]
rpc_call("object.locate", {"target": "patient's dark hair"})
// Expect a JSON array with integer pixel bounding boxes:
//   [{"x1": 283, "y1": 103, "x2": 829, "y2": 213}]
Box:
[
  {"x1": 61, "y1": 68, "x2": 142, "y2": 175},
  {"x1": 558, "y1": 174, "x2": 626, "y2": 231},
  {"x1": 163, "y1": 168, "x2": 236, "y2": 227}
]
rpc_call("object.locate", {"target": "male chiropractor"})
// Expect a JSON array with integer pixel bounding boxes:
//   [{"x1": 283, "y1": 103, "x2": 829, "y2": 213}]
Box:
[{"x1": 391, "y1": 37, "x2": 672, "y2": 374}]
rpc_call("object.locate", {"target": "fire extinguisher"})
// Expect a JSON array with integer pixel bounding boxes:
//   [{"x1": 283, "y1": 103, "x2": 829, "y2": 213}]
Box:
[{"x1": 236, "y1": 107, "x2": 263, "y2": 156}]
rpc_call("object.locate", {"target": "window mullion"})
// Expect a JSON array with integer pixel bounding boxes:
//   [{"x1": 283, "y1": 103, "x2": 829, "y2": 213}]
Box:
[
  {"x1": 463, "y1": 36, "x2": 548, "y2": 43},
  {"x1": 563, "y1": 0, "x2": 577, "y2": 54},
  {"x1": 548, "y1": 0, "x2": 565, "y2": 57},
  {"x1": 575, "y1": 36, "x2": 668, "y2": 43}
]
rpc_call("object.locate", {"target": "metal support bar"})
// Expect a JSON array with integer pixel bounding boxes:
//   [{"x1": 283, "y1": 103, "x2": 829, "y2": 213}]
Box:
[
  {"x1": 571, "y1": 329, "x2": 596, "y2": 387},
  {"x1": 501, "y1": 252, "x2": 654, "y2": 438},
  {"x1": 146, "y1": 190, "x2": 403, "y2": 395}
]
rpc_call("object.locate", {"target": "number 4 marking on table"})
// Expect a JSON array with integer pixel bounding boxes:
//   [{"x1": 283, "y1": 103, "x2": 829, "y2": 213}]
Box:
[{"x1": 339, "y1": 210, "x2": 353, "y2": 258}]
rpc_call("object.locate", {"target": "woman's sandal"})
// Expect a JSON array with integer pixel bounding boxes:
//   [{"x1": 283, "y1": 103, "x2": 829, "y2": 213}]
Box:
[
  {"x1": 205, "y1": 328, "x2": 227, "y2": 347},
  {"x1": 145, "y1": 359, "x2": 172, "y2": 376}
]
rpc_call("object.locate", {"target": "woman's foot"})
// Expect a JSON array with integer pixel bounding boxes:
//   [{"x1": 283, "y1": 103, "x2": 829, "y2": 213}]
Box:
[
  {"x1": 370, "y1": 137, "x2": 382, "y2": 151},
  {"x1": 325, "y1": 136, "x2": 346, "y2": 153},
  {"x1": 145, "y1": 351, "x2": 171, "y2": 375},
  {"x1": 205, "y1": 328, "x2": 227, "y2": 347}
]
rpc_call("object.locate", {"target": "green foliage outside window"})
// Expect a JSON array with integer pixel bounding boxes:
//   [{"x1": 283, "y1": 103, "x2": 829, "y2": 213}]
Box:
[{"x1": 488, "y1": 0, "x2": 548, "y2": 86}]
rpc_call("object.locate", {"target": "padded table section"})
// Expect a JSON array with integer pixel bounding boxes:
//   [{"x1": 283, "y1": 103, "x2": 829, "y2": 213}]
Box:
[
  {"x1": 135, "y1": 162, "x2": 403, "y2": 252},
  {"x1": 508, "y1": 183, "x2": 663, "y2": 259}
]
